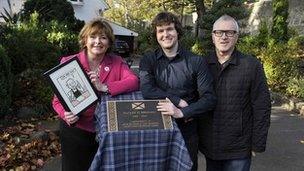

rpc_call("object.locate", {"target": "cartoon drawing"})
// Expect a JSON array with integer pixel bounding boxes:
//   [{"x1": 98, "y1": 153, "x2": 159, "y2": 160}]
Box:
[{"x1": 66, "y1": 78, "x2": 85, "y2": 102}]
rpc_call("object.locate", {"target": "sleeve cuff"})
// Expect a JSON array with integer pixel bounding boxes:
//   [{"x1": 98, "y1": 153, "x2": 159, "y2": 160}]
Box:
[{"x1": 168, "y1": 95, "x2": 180, "y2": 107}]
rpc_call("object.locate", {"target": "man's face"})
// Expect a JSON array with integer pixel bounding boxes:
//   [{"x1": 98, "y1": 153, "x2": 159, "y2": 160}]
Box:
[
  {"x1": 156, "y1": 23, "x2": 178, "y2": 50},
  {"x1": 212, "y1": 20, "x2": 238, "y2": 55}
]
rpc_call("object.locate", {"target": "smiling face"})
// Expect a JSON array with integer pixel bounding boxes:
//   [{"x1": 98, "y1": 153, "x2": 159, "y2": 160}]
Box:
[
  {"x1": 79, "y1": 19, "x2": 114, "y2": 59},
  {"x1": 85, "y1": 32, "x2": 109, "y2": 58},
  {"x1": 212, "y1": 19, "x2": 239, "y2": 56},
  {"x1": 156, "y1": 23, "x2": 178, "y2": 50}
]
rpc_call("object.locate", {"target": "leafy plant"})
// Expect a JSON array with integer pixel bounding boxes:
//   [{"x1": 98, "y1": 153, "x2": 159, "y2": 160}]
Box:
[
  {"x1": 287, "y1": 78, "x2": 304, "y2": 99},
  {"x1": 271, "y1": 0, "x2": 289, "y2": 43},
  {"x1": 0, "y1": 45, "x2": 13, "y2": 117},
  {"x1": 21, "y1": 0, "x2": 84, "y2": 32}
]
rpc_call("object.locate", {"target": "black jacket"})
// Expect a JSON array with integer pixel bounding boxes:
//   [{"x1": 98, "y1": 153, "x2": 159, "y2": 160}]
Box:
[
  {"x1": 139, "y1": 47, "x2": 216, "y2": 118},
  {"x1": 198, "y1": 50, "x2": 271, "y2": 160}
]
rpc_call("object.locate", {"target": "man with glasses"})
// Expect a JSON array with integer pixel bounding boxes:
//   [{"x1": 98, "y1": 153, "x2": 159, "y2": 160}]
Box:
[{"x1": 198, "y1": 15, "x2": 271, "y2": 171}]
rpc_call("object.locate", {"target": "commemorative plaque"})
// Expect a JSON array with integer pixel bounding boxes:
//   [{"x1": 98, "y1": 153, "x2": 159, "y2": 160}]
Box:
[{"x1": 107, "y1": 100, "x2": 173, "y2": 132}]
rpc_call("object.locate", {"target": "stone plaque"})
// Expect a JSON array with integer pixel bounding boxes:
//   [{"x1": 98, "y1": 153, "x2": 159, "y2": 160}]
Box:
[{"x1": 107, "y1": 100, "x2": 173, "y2": 132}]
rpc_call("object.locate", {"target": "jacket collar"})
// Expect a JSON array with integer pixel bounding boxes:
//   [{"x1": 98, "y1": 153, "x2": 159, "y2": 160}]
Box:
[
  {"x1": 207, "y1": 49, "x2": 240, "y2": 66},
  {"x1": 156, "y1": 44, "x2": 185, "y2": 60},
  {"x1": 78, "y1": 50, "x2": 113, "y2": 83}
]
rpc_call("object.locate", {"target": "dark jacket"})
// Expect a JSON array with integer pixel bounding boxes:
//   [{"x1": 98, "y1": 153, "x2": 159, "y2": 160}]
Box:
[
  {"x1": 139, "y1": 47, "x2": 216, "y2": 119},
  {"x1": 198, "y1": 50, "x2": 271, "y2": 160}
]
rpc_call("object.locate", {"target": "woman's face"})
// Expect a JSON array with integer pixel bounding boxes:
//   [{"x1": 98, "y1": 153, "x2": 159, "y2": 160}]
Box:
[{"x1": 85, "y1": 32, "x2": 110, "y2": 58}]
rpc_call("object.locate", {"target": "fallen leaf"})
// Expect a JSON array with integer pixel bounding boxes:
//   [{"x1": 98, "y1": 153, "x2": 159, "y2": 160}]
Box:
[
  {"x1": 37, "y1": 158, "x2": 44, "y2": 166},
  {"x1": 300, "y1": 140, "x2": 304, "y2": 144}
]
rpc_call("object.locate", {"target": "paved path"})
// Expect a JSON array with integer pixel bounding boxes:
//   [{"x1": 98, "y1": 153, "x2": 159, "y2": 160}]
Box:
[
  {"x1": 251, "y1": 107, "x2": 304, "y2": 171},
  {"x1": 41, "y1": 106, "x2": 304, "y2": 171}
]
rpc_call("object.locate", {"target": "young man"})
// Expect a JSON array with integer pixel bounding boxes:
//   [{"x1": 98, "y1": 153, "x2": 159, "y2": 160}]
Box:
[
  {"x1": 198, "y1": 15, "x2": 271, "y2": 171},
  {"x1": 139, "y1": 12, "x2": 216, "y2": 171}
]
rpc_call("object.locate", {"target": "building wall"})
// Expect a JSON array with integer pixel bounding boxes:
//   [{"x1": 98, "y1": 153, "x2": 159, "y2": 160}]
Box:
[
  {"x1": 71, "y1": 0, "x2": 107, "y2": 22},
  {"x1": 0, "y1": 0, "x2": 25, "y2": 22},
  {"x1": 246, "y1": 0, "x2": 304, "y2": 35}
]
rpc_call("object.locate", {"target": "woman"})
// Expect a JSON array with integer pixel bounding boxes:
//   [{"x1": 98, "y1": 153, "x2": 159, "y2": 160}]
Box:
[{"x1": 52, "y1": 19, "x2": 139, "y2": 171}]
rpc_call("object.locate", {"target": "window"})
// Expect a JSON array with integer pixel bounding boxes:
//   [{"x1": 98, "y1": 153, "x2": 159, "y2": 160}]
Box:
[{"x1": 69, "y1": 0, "x2": 84, "y2": 5}]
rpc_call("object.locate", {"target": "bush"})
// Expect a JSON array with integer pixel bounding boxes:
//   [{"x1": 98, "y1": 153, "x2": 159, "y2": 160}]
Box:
[
  {"x1": 1, "y1": 12, "x2": 80, "y2": 116},
  {"x1": 46, "y1": 20, "x2": 79, "y2": 55},
  {"x1": 191, "y1": 39, "x2": 205, "y2": 55},
  {"x1": 286, "y1": 77, "x2": 304, "y2": 99},
  {"x1": 180, "y1": 26, "x2": 196, "y2": 51},
  {"x1": 135, "y1": 26, "x2": 157, "y2": 54},
  {"x1": 257, "y1": 41, "x2": 300, "y2": 92},
  {"x1": 13, "y1": 69, "x2": 53, "y2": 114},
  {"x1": 0, "y1": 45, "x2": 13, "y2": 117},
  {"x1": 22, "y1": 0, "x2": 84, "y2": 32},
  {"x1": 2, "y1": 13, "x2": 61, "y2": 74}
]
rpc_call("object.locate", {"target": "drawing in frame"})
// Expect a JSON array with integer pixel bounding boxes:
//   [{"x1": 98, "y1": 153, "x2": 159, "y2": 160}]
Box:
[{"x1": 44, "y1": 57, "x2": 99, "y2": 115}]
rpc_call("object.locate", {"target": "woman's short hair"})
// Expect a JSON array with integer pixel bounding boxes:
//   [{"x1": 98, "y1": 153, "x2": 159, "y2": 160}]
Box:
[
  {"x1": 78, "y1": 19, "x2": 115, "y2": 51},
  {"x1": 151, "y1": 12, "x2": 183, "y2": 39}
]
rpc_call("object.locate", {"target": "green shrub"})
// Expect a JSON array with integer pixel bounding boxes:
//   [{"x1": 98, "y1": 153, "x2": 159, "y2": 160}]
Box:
[
  {"x1": 286, "y1": 77, "x2": 304, "y2": 99},
  {"x1": 46, "y1": 20, "x2": 79, "y2": 55},
  {"x1": 191, "y1": 39, "x2": 205, "y2": 55},
  {"x1": 135, "y1": 26, "x2": 157, "y2": 54},
  {"x1": 258, "y1": 42, "x2": 299, "y2": 91},
  {"x1": 22, "y1": 0, "x2": 84, "y2": 32},
  {"x1": 271, "y1": 0, "x2": 289, "y2": 43},
  {"x1": 0, "y1": 45, "x2": 13, "y2": 117},
  {"x1": 2, "y1": 13, "x2": 61, "y2": 74},
  {"x1": 180, "y1": 26, "x2": 196, "y2": 51},
  {"x1": 238, "y1": 21, "x2": 270, "y2": 56},
  {"x1": 13, "y1": 69, "x2": 53, "y2": 114}
]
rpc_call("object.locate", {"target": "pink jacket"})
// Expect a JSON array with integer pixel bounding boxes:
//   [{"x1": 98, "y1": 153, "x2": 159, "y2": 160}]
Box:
[{"x1": 52, "y1": 50, "x2": 139, "y2": 132}]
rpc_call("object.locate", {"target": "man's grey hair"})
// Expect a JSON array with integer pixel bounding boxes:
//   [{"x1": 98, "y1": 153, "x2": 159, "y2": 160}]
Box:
[{"x1": 213, "y1": 15, "x2": 239, "y2": 33}]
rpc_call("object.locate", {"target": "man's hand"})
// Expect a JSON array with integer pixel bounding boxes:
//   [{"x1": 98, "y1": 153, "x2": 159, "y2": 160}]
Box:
[
  {"x1": 157, "y1": 98, "x2": 184, "y2": 118},
  {"x1": 64, "y1": 111, "x2": 79, "y2": 125},
  {"x1": 178, "y1": 99, "x2": 188, "y2": 108},
  {"x1": 252, "y1": 151, "x2": 256, "y2": 157}
]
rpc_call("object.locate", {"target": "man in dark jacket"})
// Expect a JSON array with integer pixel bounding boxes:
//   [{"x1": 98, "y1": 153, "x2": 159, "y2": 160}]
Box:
[
  {"x1": 198, "y1": 15, "x2": 271, "y2": 171},
  {"x1": 139, "y1": 12, "x2": 217, "y2": 171}
]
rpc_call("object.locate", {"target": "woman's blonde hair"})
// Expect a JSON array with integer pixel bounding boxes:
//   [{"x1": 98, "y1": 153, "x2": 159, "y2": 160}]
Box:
[{"x1": 78, "y1": 18, "x2": 115, "y2": 52}]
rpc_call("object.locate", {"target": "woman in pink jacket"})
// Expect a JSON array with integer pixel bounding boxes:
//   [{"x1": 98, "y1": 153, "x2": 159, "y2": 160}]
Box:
[{"x1": 52, "y1": 19, "x2": 139, "y2": 171}]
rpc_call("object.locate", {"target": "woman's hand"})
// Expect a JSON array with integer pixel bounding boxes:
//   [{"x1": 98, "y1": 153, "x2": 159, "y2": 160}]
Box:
[
  {"x1": 88, "y1": 71, "x2": 108, "y2": 93},
  {"x1": 64, "y1": 111, "x2": 79, "y2": 125}
]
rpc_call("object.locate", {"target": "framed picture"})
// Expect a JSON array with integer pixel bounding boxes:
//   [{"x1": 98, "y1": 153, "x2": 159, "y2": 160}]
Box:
[{"x1": 44, "y1": 57, "x2": 99, "y2": 115}]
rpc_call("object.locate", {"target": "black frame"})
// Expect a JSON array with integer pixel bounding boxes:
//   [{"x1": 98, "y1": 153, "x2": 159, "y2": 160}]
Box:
[{"x1": 44, "y1": 57, "x2": 99, "y2": 115}]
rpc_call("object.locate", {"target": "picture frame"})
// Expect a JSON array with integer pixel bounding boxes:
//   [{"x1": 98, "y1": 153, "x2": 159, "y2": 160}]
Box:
[{"x1": 44, "y1": 57, "x2": 99, "y2": 115}]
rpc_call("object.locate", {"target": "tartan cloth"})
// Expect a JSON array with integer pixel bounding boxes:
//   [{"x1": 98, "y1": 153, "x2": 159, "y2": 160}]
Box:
[{"x1": 89, "y1": 91, "x2": 193, "y2": 171}]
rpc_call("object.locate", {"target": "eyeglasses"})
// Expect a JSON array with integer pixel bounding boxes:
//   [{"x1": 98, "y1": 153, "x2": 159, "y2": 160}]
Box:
[{"x1": 212, "y1": 30, "x2": 238, "y2": 37}]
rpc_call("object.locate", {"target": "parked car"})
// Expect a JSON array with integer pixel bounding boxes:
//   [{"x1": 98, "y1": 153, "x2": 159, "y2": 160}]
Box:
[{"x1": 113, "y1": 40, "x2": 130, "y2": 57}]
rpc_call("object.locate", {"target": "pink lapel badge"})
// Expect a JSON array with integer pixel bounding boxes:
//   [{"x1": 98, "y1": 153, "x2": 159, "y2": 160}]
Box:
[{"x1": 104, "y1": 66, "x2": 110, "y2": 72}]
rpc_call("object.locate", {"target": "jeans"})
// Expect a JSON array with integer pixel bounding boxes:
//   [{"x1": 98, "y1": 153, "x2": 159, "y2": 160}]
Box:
[
  {"x1": 205, "y1": 157, "x2": 251, "y2": 171},
  {"x1": 177, "y1": 119, "x2": 199, "y2": 171}
]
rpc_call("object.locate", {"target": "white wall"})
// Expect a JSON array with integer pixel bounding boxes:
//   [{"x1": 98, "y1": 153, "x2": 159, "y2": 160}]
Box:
[
  {"x1": 0, "y1": 0, "x2": 25, "y2": 22},
  {"x1": 71, "y1": 0, "x2": 108, "y2": 22}
]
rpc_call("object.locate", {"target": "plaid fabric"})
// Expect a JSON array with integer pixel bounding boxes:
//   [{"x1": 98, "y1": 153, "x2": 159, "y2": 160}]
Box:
[{"x1": 89, "y1": 91, "x2": 193, "y2": 171}]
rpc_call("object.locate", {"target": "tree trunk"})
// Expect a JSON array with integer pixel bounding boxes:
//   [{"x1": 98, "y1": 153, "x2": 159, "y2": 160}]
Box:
[{"x1": 194, "y1": 0, "x2": 206, "y2": 38}]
